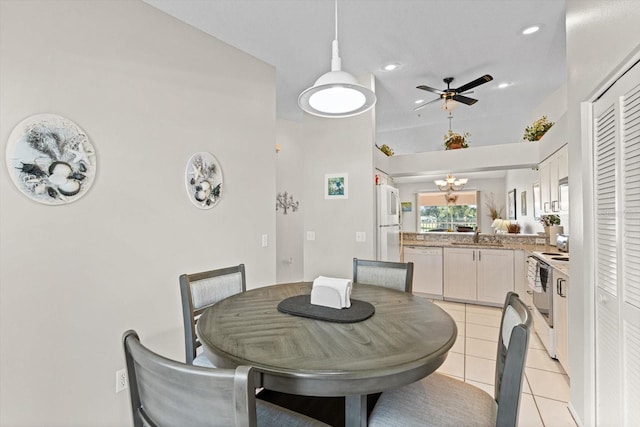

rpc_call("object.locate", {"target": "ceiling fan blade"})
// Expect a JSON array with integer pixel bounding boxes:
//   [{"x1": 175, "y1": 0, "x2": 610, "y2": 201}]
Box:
[
  {"x1": 452, "y1": 94, "x2": 478, "y2": 105},
  {"x1": 454, "y1": 74, "x2": 493, "y2": 94},
  {"x1": 413, "y1": 98, "x2": 442, "y2": 111},
  {"x1": 417, "y1": 85, "x2": 445, "y2": 95}
]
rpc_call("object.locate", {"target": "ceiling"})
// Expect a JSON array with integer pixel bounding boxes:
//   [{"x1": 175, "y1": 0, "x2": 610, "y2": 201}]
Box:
[{"x1": 145, "y1": 0, "x2": 566, "y2": 155}]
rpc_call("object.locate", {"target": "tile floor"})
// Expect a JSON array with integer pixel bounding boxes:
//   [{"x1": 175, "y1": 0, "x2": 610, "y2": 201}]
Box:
[{"x1": 430, "y1": 299, "x2": 577, "y2": 427}]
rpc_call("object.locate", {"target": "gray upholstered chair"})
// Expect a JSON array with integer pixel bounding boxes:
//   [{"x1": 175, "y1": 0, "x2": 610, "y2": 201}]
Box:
[
  {"x1": 180, "y1": 264, "x2": 246, "y2": 367},
  {"x1": 368, "y1": 291, "x2": 532, "y2": 427},
  {"x1": 123, "y1": 330, "x2": 329, "y2": 427},
  {"x1": 352, "y1": 258, "x2": 414, "y2": 293}
]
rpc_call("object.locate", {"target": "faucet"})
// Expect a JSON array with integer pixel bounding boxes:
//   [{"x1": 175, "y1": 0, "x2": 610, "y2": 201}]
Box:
[{"x1": 473, "y1": 229, "x2": 480, "y2": 243}]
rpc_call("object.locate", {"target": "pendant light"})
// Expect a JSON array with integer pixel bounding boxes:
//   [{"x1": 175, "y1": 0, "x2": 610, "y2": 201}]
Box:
[{"x1": 298, "y1": 0, "x2": 376, "y2": 118}]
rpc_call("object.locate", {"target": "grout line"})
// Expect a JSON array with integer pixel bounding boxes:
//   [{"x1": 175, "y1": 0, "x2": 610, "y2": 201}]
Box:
[{"x1": 526, "y1": 374, "x2": 546, "y2": 427}]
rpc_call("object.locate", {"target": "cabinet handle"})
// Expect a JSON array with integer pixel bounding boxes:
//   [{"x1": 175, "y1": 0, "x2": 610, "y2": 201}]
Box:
[
  {"x1": 526, "y1": 290, "x2": 533, "y2": 295},
  {"x1": 544, "y1": 202, "x2": 551, "y2": 213},
  {"x1": 473, "y1": 251, "x2": 475, "y2": 261},
  {"x1": 479, "y1": 251, "x2": 482, "y2": 261},
  {"x1": 556, "y1": 278, "x2": 566, "y2": 297},
  {"x1": 552, "y1": 201, "x2": 560, "y2": 212}
]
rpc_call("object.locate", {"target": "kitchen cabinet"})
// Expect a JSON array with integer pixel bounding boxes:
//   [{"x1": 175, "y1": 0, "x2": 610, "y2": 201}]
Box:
[
  {"x1": 404, "y1": 246, "x2": 443, "y2": 297},
  {"x1": 554, "y1": 269, "x2": 569, "y2": 375},
  {"x1": 539, "y1": 144, "x2": 568, "y2": 214},
  {"x1": 443, "y1": 247, "x2": 515, "y2": 304}
]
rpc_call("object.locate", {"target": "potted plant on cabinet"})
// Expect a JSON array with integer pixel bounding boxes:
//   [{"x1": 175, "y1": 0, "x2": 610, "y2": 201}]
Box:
[
  {"x1": 443, "y1": 130, "x2": 470, "y2": 150},
  {"x1": 524, "y1": 116, "x2": 555, "y2": 141},
  {"x1": 540, "y1": 214, "x2": 563, "y2": 245}
]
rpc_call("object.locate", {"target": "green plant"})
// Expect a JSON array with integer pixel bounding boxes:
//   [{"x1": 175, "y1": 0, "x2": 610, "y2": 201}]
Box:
[
  {"x1": 378, "y1": 144, "x2": 394, "y2": 156},
  {"x1": 524, "y1": 116, "x2": 554, "y2": 141},
  {"x1": 540, "y1": 214, "x2": 561, "y2": 226},
  {"x1": 443, "y1": 130, "x2": 470, "y2": 150}
]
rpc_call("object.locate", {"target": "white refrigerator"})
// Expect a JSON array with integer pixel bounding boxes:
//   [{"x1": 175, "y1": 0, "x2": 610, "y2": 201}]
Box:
[{"x1": 377, "y1": 184, "x2": 401, "y2": 262}]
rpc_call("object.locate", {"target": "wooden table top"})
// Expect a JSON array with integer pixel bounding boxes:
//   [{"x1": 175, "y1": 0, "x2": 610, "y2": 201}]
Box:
[{"x1": 197, "y1": 282, "x2": 457, "y2": 396}]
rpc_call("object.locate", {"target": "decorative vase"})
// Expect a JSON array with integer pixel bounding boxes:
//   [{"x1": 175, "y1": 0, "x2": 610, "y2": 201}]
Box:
[{"x1": 447, "y1": 142, "x2": 463, "y2": 150}]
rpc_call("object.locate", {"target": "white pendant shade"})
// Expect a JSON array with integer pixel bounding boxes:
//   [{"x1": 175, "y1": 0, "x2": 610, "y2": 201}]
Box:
[{"x1": 298, "y1": 3, "x2": 376, "y2": 118}]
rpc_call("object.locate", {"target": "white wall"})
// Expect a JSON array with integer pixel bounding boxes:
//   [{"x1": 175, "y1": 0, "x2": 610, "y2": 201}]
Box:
[
  {"x1": 0, "y1": 1, "x2": 276, "y2": 425},
  {"x1": 301, "y1": 78, "x2": 377, "y2": 280},
  {"x1": 276, "y1": 119, "x2": 304, "y2": 283},
  {"x1": 566, "y1": 1, "x2": 640, "y2": 425}
]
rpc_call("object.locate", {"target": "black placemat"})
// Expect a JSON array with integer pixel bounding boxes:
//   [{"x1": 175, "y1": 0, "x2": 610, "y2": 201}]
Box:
[{"x1": 277, "y1": 295, "x2": 375, "y2": 323}]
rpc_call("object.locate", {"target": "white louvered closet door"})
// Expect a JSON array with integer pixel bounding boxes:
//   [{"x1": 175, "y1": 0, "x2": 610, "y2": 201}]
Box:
[{"x1": 593, "y1": 60, "x2": 640, "y2": 426}]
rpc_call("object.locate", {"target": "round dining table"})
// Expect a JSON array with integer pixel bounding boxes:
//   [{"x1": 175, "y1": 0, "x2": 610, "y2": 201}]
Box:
[{"x1": 197, "y1": 282, "x2": 457, "y2": 427}]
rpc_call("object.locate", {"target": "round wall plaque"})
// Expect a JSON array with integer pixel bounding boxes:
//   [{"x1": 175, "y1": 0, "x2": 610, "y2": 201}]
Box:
[
  {"x1": 185, "y1": 152, "x2": 223, "y2": 209},
  {"x1": 5, "y1": 114, "x2": 97, "y2": 205}
]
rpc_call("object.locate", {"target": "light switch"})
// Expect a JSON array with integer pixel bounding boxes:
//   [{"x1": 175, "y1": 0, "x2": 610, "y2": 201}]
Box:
[
  {"x1": 306, "y1": 231, "x2": 315, "y2": 241},
  {"x1": 356, "y1": 232, "x2": 366, "y2": 242},
  {"x1": 261, "y1": 234, "x2": 268, "y2": 247}
]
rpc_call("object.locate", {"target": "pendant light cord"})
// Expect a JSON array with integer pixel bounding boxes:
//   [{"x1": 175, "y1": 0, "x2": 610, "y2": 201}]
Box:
[
  {"x1": 330, "y1": 0, "x2": 342, "y2": 72},
  {"x1": 334, "y1": 0, "x2": 338, "y2": 41}
]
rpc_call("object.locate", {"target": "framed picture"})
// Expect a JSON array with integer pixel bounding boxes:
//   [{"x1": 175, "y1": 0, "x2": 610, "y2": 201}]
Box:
[
  {"x1": 521, "y1": 191, "x2": 527, "y2": 216},
  {"x1": 532, "y1": 182, "x2": 541, "y2": 220},
  {"x1": 508, "y1": 188, "x2": 517, "y2": 220},
  {"x1": 324, "y1": 173, "x2": 348, "y2": 199},
  {"x1": 401, "y1": 202, "x2": 412, "y2": 212}
]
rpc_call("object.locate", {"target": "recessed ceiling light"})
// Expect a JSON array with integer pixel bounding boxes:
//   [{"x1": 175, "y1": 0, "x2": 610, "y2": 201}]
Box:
[
  {"x1": 415, "y1": 99, "x2": 424, "y2": 104},
  {"x1": 383, "y1": 63, "x2": 401, "y2": 71},
  {"x1": 498, "y1": 83, "x2": 510, "y2": 89},
  {"x1": 522, "y1": 25, "x2": 540, "y2": 35}
]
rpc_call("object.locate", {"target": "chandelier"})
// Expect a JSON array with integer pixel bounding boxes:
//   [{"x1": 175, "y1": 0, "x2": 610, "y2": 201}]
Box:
[{"x1": 434, "y1": 174, "x2": 468, "y2": 192}]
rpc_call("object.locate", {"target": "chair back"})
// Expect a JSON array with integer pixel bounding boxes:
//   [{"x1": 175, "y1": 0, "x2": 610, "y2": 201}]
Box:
[
  {"x1": 352, "y1": 258, "x2": 414, "y2": 293},
  {"x1": 180, "y1": 264, "x2": 246, "y2": 364},
  {"x1": 494, "y1": 292, "x2": 532, "y2": 427},
  {"x1": 123, "y1": 330, "x2": 256, "y2": 427}
]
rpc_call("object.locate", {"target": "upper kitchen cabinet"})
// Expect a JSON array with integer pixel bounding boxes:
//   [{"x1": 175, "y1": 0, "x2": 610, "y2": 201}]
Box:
[{"x1": 539, "y1": 144, "x2": 569, "y2": 214}]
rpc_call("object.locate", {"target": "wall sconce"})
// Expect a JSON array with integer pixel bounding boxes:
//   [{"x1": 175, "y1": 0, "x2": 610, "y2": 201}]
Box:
[{"x1": 276, "y1": 191, "x2": 299, "y2": 214}]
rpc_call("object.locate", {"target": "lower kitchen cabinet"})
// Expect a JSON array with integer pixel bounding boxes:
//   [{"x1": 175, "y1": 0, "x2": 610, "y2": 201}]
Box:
[
  {"x1": 443, "y1": 247, "x2": 515, "y2": 305},
  {"x1": 554, "y1": 269, "x2": 569, "y2": 375},
  {"x1": 404, "y1": 246, "x2": 443, "y2": 297}
]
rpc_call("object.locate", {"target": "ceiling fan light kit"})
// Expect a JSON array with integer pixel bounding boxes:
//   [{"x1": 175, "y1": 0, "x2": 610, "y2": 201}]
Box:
[
  {"x1": 414, "y1": 75, "x2": 493, "y2": 112},
  {"x1": 298, "y1": 0, "x2": 376, "y2": 118}
]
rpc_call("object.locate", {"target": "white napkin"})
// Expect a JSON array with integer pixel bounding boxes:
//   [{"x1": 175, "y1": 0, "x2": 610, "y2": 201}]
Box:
[{"x1": 310, "y1": 276, "x2": 352, "y2": 309}]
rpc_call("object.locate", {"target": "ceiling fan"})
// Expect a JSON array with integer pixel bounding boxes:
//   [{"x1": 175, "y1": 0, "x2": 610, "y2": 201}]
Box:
[{"x1": 414, "y1": 74, "x2": 493, "y2": 111}]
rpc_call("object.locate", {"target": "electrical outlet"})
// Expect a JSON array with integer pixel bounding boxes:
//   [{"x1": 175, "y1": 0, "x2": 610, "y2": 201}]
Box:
[
  {"x1": 306, "y1": 231, "x2": 315, "y2": 241},
  {"x1": 355, "y1": 232, "x2": 366, "y2": 242},
  {"x1": 535, "y1": 238, "x2": 546, "y2": 245},
  {"x1": 261, "y1": 234, "x2": 268, "y2": 247},
  {"x1": 116, "y1": 368, "x2": 128, "y2": 393}
]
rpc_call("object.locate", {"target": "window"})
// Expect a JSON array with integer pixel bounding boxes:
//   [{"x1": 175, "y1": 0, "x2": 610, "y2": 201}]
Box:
[{"x1": 417, "y1": 191, "x2": 478, "y2": 232}]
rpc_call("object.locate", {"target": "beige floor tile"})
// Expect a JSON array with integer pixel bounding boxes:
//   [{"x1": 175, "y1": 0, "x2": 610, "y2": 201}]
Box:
[
  {"x1": 433, "y1": 299, "x2": 466, "y2": 312},
  {"x1": 529, "y1": 331, "x2": 546, "y2": 350},
  {"x1": 465, "y1": 355, "x2": 496, "y2": 385},
  {"x1": 466, "y1": 337, "x2": 497, "y2": 360},
  {"x1": 535, "y1": 396, "x2": 578, "y2": 427},
  {"x1": 466, "y1": 303, "x2": 502, "y2": 315},
  {"x1": 454, "y1": 319, "x2": 466, "y2": 335},
  {"x1": 522, "y1": 374, "x2": 533, "y2": 395},
  {"x1": 437, "y1": 351, "x2": 464, "y2": 378},
  {"x1": 525, "y1": 367, "x2": 570, "y2": 402},
  {"x1": 526, "y1": 348, "x2": 566, "y2": 374},
  {"x1": 467, "y1": 311, "x2": 502, "y2": 327},
  {"x1": 518, "y1": 393, "x2": 544, "y2": 427},
  {"x1": 465, "y1": 379, "x2": 494, "y2": 395},
  {"x1": 450, "y1": 334, "x2": 465, "y2": 354},
  {"x1": 445, "y1": 308, "x2": 466, "y2": 322},
  {"x1": 466, "y1": 323, "x2": 499, "y2": 342}
]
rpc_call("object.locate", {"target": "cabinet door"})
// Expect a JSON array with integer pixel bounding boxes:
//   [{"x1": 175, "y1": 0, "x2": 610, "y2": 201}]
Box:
[
  {"x1": 539, "y1": 160, "x2": 551, "y2": 213},
  {"x1": 557, "y1": 145, "x2": 569, "y2": 179},
  {"x1": 476, "y1": 249, "x2": 515, "y2": 304},
  {"x1": 404, "y1": 247, "x2": 443, "y2": 296},
  {"x1": 443, "y1": 248, "x2": 476, "y2": 300},
  {"x1": 554, "y1": 271, "x2": 569, "y2": 375},
  {"x1": 548, "y1": 156, "x2": 559, "y2": 212}
]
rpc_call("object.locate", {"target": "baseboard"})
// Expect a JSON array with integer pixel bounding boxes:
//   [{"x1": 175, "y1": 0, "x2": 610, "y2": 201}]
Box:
[{"x1": 568, "y1": 402, "x2": 582, "y2": 427}]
